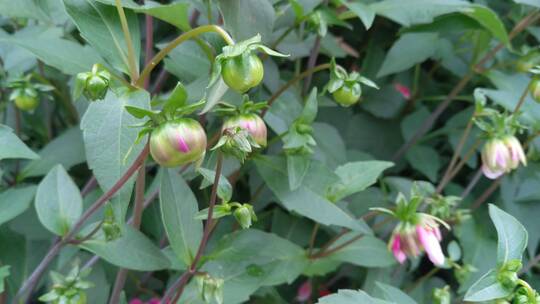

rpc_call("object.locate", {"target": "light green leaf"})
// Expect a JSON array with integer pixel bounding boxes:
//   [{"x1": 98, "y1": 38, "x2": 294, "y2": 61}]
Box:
[
  {"x1": 375, "y1": 282, "x2": 417, "y2": 304},
  {"x1": 95, "y1": 0, "x2": 191, "y2": 31},
  {"x1": 342, "y1": 1, "x2": 376, "y2": 29},
  {"x1": 327, "y1": 161, "x2": 393, "y2": 202},
  {"x1": 35, "y1": 165, "x2": 83, "y2": 236},
  {"x1": 377, "y1": 32, "x2": 440, "y2": 77},
  {"x1": 162, "y1": 40, "x2": 212, "y2": 84},
  {"x1": 464, "y1": 269, "x2": 510, "y2": 302},
  {"x1": 63, "y1": 0, "x2": 140, "y2": 75},
  {"x1": 160, "y1": 169, "x2": 203, "y2": 266},
  {"x1": 81, "y1": 224, "x2": 170, "y2": 271},
  {"x1": 317, "y1": 289, "x2": 391, "y2": 304},
  {"x1": 81, "y1": 90, "x2": 150, "y2": 221},
  {"x1": 461, "y1": 5, "x2": 508, "y2": 44},
  {"x1": 0, "y1": 124, "x2": 39, "y2": 161},
  {"x1": 198, "y1": 168, "x2": 233, "y2": 203},
  {"x1": 218, "y1": 0, "x2": 275, "y2": 43},
  {"x1": 287, "y1": 154, "x2": 311, "y2": 191},
  {"x1": 0, "y1": 186, "x2": 37, "y2": 226},
  {"x1": 21, "y1": 128, "x2": 85, "y2": 178},
  {"x1": 326, "y1": 234, "x2": 396, "y2": 267},
  {"x1": 255, "y1": 156, "x2": 370, "y2": 232},
  {"x1": 370, "y1": 0, "x2": 469, "y2": 27},
  {"x1": 300, "y1": 88, "x2": 318, "y2": 123},
  {"x1": 489, "y1": 204, "x2": 528, "y2": 263}
]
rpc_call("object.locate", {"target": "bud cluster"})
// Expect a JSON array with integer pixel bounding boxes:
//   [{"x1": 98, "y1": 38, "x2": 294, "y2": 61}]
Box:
[{"x1": 39, "y1": 264, "x2": 93, "y2": 304}]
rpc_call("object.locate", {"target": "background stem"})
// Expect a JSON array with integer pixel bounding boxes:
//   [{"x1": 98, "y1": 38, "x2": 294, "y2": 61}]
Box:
[{"x1": 115, "y1": 0, "x2": 139, "y2": 82}]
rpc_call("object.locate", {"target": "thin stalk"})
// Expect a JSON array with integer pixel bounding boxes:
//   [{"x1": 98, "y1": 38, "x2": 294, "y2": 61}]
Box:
[
  {"x1": 108, "y1": 163, "x2": 146, "y2": 304},
  {"x1": 115, "y1": 0, "x2": 139, "y2": 82},
  {"x1": 161, "y1": 153, "x2": 224, "y2": 304},
  {"x1": 470, "y1": 177, "x2": 502, "y2": 210},
  {"x1": 460, "y1": 168, "x2": 483, "y2": 199},
  {"x1": 513, "y1": 78, "x2": 532, "y2": 113},
  {"x1": 144, "y1": 15, "x2": 154, "y2": 89},
  {"x1": 261, "y1": 63, "x2": 331, "y2": 117},
  {"x1": 136, "y1": 25, "x2": 234, "y2": 87},
  {"x1": 307, "y1": 223, "x2": 320, "y2": 256},
  {"x1": 302, "y1": 35, "x2": 322, "y2": 96},
  {"x1": 15, "y1": 145, "x2": 149, "y2": 302}
]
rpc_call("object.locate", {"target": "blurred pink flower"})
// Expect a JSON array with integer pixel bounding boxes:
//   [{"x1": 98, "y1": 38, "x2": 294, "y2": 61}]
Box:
[
  {"x1": 296, "y1": 281, "x2": 312, "y2": 302},
  {"x1": 129, "y1": 299, "x2": 144, "y2": 304},
  {"x1": 394, "y1": 83, "x2": 411, "y2": 99}
]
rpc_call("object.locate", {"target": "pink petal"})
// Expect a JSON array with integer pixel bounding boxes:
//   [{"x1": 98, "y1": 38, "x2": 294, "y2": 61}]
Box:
[
  {"x1": 482, "y1": 164, "x2": 504, "y2": 179},
  {"x1": 394, "y1": 83, "x2": 411, "y2": 99},
  {"x1": 177, "y1": 135, "x2": 190, "y2": 153},
  {"x1": 391, "y1": 235, "x2": 407, "y2": 264},
  {"x1": 129, "y1": 300, "x2": 144, "y2": 304},
  {"x1": 296, "y1": 281, "x2": 312, "y2": 302},
  {"x1": 147, "y1": 298, "x2": 161, "y2": 304},
  {"x1": 416, "y1": 226, "x2": 445, "y2": 266}
]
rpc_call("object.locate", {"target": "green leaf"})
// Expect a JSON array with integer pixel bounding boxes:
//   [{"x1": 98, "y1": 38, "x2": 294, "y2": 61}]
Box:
[
  {"x1": 63, "y1": 0, "x2": 140, "y2": 75},
  {"x1": 161, "y1": 40, "x2": 212, "y2": 83},
  {"x1": 327, "y1": 161, "x2": 393, "y2": 202},
  {"x1": 198, "y1": 168, "x2": 233, "y2": 203},
  {"x1": 489, "y1": 204, "x2": 528, "y2": 263},
  {"x1": 81, "y1": 224, "x2": 170, "y2": 271},
  {"x1": 377, "y1": 32, "x2": 440, "y2": 77},
  {"x1": 405, "y1": 145, "x2": 441, "y2": 182},
  {"x1": 124, "y1": 105, "x2": 159, "y2": 119},
  {"x1": 159, "y1": 169, "x2": 203, "y2": 266},
  {"x1": 0, "y1": 186, "x2": 37, "y2": 226},
  {"x1": 370, "y1": 0, "x2": 469, "y2": 27},
  {"x1": 95, "y1": 0, "x2": 191, "y2": 31},
  {"x1": 218, "y1": 0, "x2": 275, "y2": 43},
  {"x1": 326, "y1": 234, "x2": 396, "y2": 267},
  {"x1": 0, "y1": 124, "x2": 39, "y2": 161},
  {"x1": 461, "y1": 5, "x2": 508, "y2": 44},
  {"x1": 255, "y1": 156, "x2": 370, "y2": 232},
  {"x1": 464, "y1": 269, "x2": 510, "y2": 302},
  {"x1": 0, "y1": 34, "x2": 103, "y2": 75},
  {"x1": 342, "y1": 1, "x2": 376, "y2": 29},
  {"x1": 375, "y1": 282, "x2": 417, "y2": 304},
  {"x1": 200, "y1": 230, "x2": 308, "y2": 303},
  {"x1": 201, "y1": 77, "x2": 230, "y2": 114},
  {"x1": 300, "y1": 88, "x2": 318, "y2": 123},
  {"x1": 20, "y1": 128, "x2": 85, "y2": 178},
  {"x1": 287, "y1": 154, "x2": 311, "y2": 191},
  {"x1": 81, "y1": 90, "x2": 150, "y2": 221},
  {"x1": 163, "y1": 82, "x2": 188, "y2": 113},
  {"x1": 514, "y1": 0, "x2": 540, "y2": 7},
  {"x1": 0, "y1": 265, "x2": 9, "y2": 293},
  {"x1": 35, "y1": 165, "x2": 83, "y2": 236},
  {"x1": 317, "y1": 289, "x2": 391, "y2": 304}
]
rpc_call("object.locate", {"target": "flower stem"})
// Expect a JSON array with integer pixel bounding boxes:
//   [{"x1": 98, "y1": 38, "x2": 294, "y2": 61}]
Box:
[
  {"x1": 135, "y1": 25, "x2": 234, "y2": 87},
  {"x1": 261, "y1": 63, "x2": 331, "y2": 117},
  {"x1": 115, "y1": 0, "x2": 139, "y2": 82},
  {"x1": 161, "y1": 153, "x2": 224, "y2": 304},
  {"x1": 513, "y1": 78, "x2": 533, "y2": 113}
]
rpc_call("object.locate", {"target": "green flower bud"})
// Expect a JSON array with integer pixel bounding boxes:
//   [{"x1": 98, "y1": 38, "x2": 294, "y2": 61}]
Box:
[
  {"x1": 432, "y1": 286, "x2": 451, "y2": 304},
  {"x1": 195, "y1": 274, "x2": 224, "y2": 304},
  {"x1": 233, "y1": 204, "x2": 256, "y2": 229},
  {"x1": 513, "y1": 294, "x2": 529, "y2": 304},
  {"x1": 516, "y1": 51, "x2": 540, "y2": 73},
  {"x1": 221, "y1": 52, "x2": 264, "y2": 93},
  {"x1": 150, "y1": 118, "x2": 207, "y2": 167},
  {"x1": 530, "y1": 77, "x2": 540, "y2": 103},
  {"x1": 76, "y1": 64, "x2": 111, "y2": 101},
  {"x1": 222, "y1": 113, "x2": 267, "y2": 147},
  {"x1": 11, "y1": 87, "x2": 39, "y2": 111},
  {"x1": 332, "y1": 82, "x2": 362, "y2": 107},
  {"x1": 497, "y1": 270, "x2": 519, "y2": 289}
]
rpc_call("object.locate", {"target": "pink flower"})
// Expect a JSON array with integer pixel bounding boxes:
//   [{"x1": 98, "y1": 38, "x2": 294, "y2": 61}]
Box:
[
  {"x1": 147, "y1": 299, "x2": 161, "y2": 304},
  {"x1": 481, "y1": 136, "x2": 526, "y2": 179},
  {"x1": 394, "y1": 83, "x2": 411, "y2": 100},
  {"x1": 296, "y1": 281, "x2": 312, "y2": 302},
  {"x1": 129, "y1": 299, "x2": 144, "y2": 304},
  {"x1": 388, "y1": 216, "x2": 446, "y2": 266}
]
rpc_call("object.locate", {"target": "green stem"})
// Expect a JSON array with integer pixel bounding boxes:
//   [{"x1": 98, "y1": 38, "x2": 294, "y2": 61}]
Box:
[
  {"x1": 135, "y1": 25, "x2": 234, "y2": 87},
  {"x1": 115, "y1": 0, "x2": 139, "y2": 82}
]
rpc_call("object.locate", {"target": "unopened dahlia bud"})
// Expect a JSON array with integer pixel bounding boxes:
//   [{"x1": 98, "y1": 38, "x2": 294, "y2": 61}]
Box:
[
  {"x1": 389, "y1": 215, "x2": 446, "y2": 266},
  {"x1": 195, "y1": 274, "x2": 224, "y2": 304},
  {"x1": 530, "y1": 78, "x2": 540, "y2": 103},
  {"x1": 481, "y1": 136, "x2": 526, "y2": 179},
  {"x1": 150, "y1": 119, "x2": 207, "y2": 167},
  {"x1": 222, "y1": 113, "x2": 267, "y2": 147},
  {"x1": 433, "y1": 286, "x2": 451, "y2": 304},
  {"x1": 332, "y1": 82, "x2": 361, "y2": 107},
  {"x1": 12, "y1": 87, "x2": 39, "y2": 111},
  {"x1": 76, "y1": 64, "x2": 111, "y2": 101},
  {"x1": 233, "y1": 203, "x2": 257, "y2": 229}
]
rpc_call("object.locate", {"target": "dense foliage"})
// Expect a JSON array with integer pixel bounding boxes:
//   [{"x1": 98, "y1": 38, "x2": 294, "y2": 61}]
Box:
[{"x1": 2, "y1": 0, "x2": 540, "y2": 303}]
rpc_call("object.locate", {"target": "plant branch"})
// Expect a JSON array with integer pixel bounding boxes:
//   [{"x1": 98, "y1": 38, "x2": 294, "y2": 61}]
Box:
[
  {"x1": 15, "y1": 145, "x2": 149, "y2": 303},
  {"x1": 161, "y1": 153, "x2": 224, "y2": 304},
  {"x1": 302, "y1": 35, "x2": 322, "y2": 96},
  {"x1": 115, "y1": 0, "x2": 139, "y2": 82},
  {"x1": 391, "y1": 11, "x2": 540, "y2": 163},
  {"x1": 136, "y1": 25, "x2": 234, "y2": 87},
  {"x1": 144, "y1": 15, "x2": 154, "y2": 89},
  {"x1": 261, "y1": 63, "x2": 331, "y2": 117}
]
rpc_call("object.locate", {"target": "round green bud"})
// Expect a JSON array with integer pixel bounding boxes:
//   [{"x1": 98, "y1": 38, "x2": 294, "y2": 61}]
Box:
[
  {"x1": 332, "y1": 82, "x2": 362, "y2": 107},
  {"x1": 221, "y1": 53, "x2": 264, "y2": 93},
  {"x1": 150, "y1": 119, "x2": 207, "y2": 167},
  {"x1": 233, "y1": 204, "x2": 253, "y2": 229}
]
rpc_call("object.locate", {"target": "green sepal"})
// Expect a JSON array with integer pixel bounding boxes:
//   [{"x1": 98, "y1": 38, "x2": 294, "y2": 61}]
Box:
[
  {"x1": 163, "y1": 82, "x2": 188, "y2": 114},
  {"x1": 195, "y1": 204, "x2": 233, "y2": 220},
  {"x1": 175, "y1": 100, "x2": 206, "y2": 116},
  {"x1": 125, "y1": 105, "x2": 161, "y2": 119}
]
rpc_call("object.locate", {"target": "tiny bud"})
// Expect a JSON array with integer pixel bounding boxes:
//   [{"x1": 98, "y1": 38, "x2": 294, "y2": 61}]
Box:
[
  {"x1": 332, "y1": 82, "x2": 361, "y2": 107},
  {"x1": 233, "y1": 204, "x2": 256, "y2": 229},
  {"x1": 76, "y1": 64, "x2": 111, "y2": 101},
  {"x1": 432, "y1": 286, "x2": 451, "y2": 304},
  {"x1": 196, "y1": 274, "x2": 224, "y2": 304},
  {"x1": 497, "y1": 270, "x2": 518, "y2": 289},
  {"x1": 222, "y1": 114, "x2": 267, "y2": 147}
]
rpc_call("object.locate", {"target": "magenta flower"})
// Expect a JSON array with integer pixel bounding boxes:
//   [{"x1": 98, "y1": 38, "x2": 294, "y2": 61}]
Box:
[
  {"x1": 481, "y1": 136, "x2": 526, "y2": 179},
  {"x1": 388, "y1": 215, "x2": 446, "y2": 266},
  {"x1": 394, "y1": 83, "x2": 411, "y2": 100},
  {"x1": 296, "y1": 280, "x2": 312, "y2": 302},
  {"x1": 129, "y1": 299, "x2": 144, "y2": 304}
]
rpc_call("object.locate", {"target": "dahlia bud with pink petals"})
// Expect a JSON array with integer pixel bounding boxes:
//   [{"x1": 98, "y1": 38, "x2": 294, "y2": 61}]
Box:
[
  {"x1": 394, "y1": 83, "x2": 411, "y2": 100},
  {"x1": 388, "y1": 215, "x2": 446, "y2": 266},
  {"x1": 222, "y1": 113, "x2": 267, "y2": 147},
  {"x1": 481, "y1": 136, "x2": 526, "y2": 179},
  {"x1": 150, "y1": 118, "x2": 207, "y2": 167}
]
